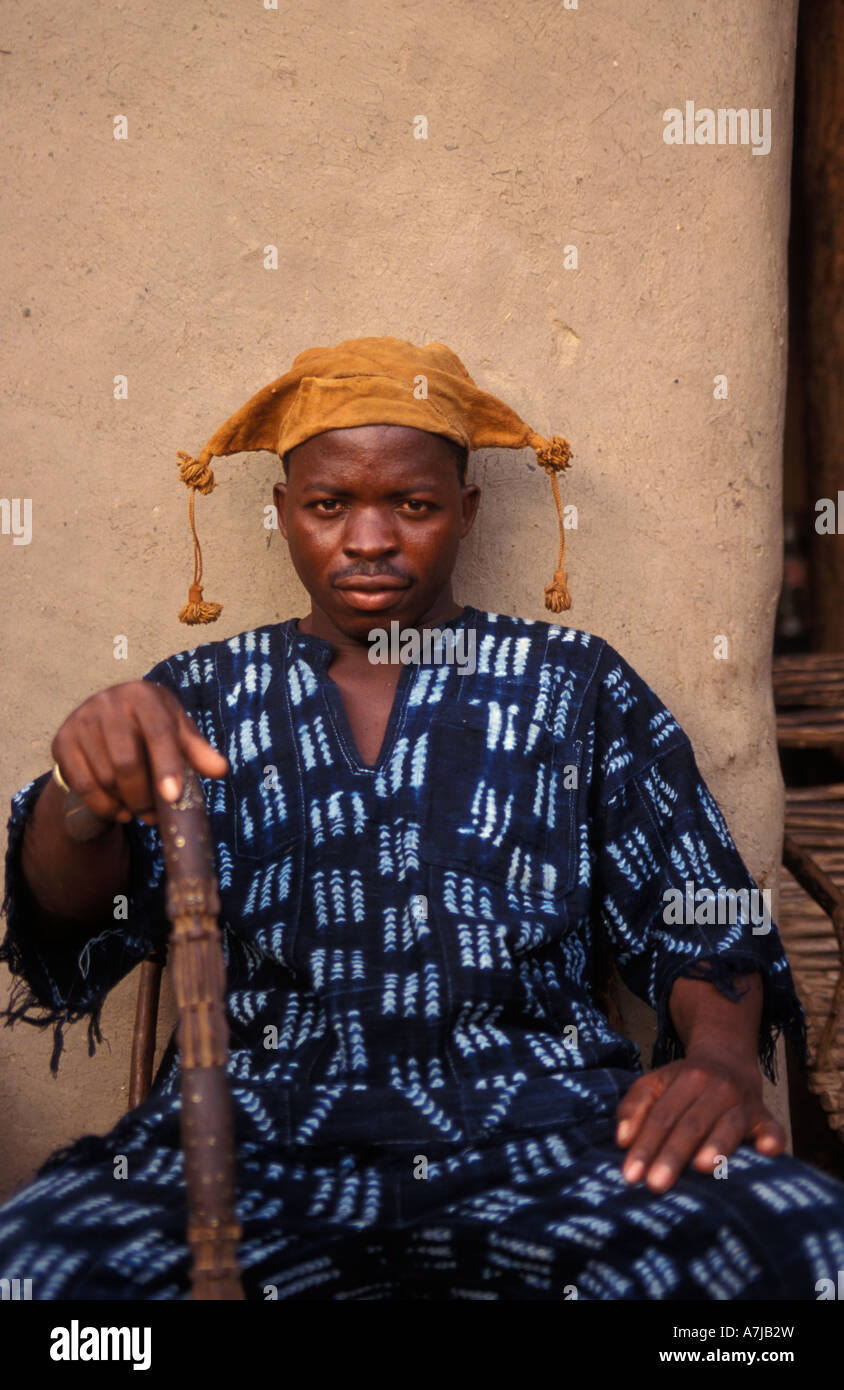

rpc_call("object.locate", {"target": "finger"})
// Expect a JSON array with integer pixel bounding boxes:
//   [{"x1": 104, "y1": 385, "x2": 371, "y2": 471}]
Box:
[
  {"x1": 637, "y1": 1092, "x2": 736, "y2": 1192},
  {"x1": 131, "y1": 697, "x2": 196, "y2": 805},
  {"x1": 621, "y1": 1071, "x2": 711, "y2": 1184},
  {"x1": 615, "y1": 1070, "x2": 671, "y2": 1148},
  {"x1": 99, "y1": 713, "x2": 159, "y2": 818},
  {"x1": 690, "y1": 1104, "x2": 747, "y2": 1174},
  {"x1": 51, "y1": 737, "x2": 126, "y2": 822},
  {"x1": 748, "y1": 1114, "x2": 787, "y2": 1157},
  {"x1": 174, "y1": 706, "x2": 229, "y2": 780},
  {"x1": 66, "y1": 712, "x2": 137, "y2": 822}
]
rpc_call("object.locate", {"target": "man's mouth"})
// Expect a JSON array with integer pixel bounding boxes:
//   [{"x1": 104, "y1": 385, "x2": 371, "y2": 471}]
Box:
[
  {"x1": 334, "y1": 578, "x2": 410, "y2": 609},
  {"x1": 335, "y1": 578, "x2": 408, "y2": 591}
]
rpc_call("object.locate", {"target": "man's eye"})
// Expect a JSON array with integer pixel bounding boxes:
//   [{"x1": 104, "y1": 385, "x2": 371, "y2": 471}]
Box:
[{"x1": 308, "y1": 499, "x2": 434, "y2": 515}]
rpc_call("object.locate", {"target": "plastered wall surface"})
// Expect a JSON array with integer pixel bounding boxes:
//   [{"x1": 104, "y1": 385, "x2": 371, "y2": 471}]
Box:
[{"x1": 0, "y1": 1, "x2": 797, "y2": 1200}]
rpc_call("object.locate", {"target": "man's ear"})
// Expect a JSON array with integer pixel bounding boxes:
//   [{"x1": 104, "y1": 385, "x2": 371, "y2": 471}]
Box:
[
  {"x1": 273, "y1": 481, "x2": 287, "y2": 538},
  {"x1": 459, "y1": 483, "x2": 481, "y2": 539}
]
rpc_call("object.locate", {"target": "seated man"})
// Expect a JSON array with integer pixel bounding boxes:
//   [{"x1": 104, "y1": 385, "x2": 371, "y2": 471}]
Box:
[{"x1": 1, "y1": 335, "x2": 843, "y2": 1301}]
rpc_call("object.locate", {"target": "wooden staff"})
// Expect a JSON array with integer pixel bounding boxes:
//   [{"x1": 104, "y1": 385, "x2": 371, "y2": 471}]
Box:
[{"x1": 64, "y1": 768, "x2": 245, "y2": 1301}]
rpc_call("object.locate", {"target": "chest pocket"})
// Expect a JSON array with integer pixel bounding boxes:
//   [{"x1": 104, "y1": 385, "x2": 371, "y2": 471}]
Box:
[{"x1": 419, "y1": 698, "x2": 582, "y2": 899}]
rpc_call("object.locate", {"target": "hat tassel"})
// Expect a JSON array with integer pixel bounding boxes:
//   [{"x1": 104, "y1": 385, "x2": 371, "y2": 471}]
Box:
[
  {"x1": 528, "y1": 433, "x2": 574, "y2": 613},
  {"x1": 176, "y1": 451, "x2": 223, "y2": 626}
]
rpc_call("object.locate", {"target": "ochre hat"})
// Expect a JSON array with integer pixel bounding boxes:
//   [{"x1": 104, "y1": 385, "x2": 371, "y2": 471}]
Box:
[{"x1": 174, "y1": 335, "x2": 574, "y2": 625}]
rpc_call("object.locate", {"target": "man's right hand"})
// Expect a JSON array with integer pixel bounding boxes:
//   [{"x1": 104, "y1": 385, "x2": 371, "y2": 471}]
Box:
[{"x1": 51, "y1": 681, "x2": 229, "y2": 829}]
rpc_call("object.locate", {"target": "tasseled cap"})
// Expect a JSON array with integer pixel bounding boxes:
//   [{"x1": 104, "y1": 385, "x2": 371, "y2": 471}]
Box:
[{"x1": 174, "y1": 335, "x2": 574, "y2": 625}]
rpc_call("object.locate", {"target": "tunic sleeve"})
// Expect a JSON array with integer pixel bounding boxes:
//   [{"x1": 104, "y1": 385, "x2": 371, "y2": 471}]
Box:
[
  {"x1": 0, "y1": 654, "x2": 186, "y2": 1075},
  {"x1": 588, "y1": 642, "x2": 808, "y2": 1083}
]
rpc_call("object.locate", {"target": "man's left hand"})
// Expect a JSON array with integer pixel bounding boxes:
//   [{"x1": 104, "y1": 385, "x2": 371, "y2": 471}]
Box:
[{"x1": 614, "y1": 1050, "x2": 786, "y2": 1193}]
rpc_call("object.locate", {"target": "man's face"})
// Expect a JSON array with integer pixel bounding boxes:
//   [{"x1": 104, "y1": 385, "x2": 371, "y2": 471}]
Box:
[{"x1": 273, "y1": 423, "x2": 480, "y2": 637}]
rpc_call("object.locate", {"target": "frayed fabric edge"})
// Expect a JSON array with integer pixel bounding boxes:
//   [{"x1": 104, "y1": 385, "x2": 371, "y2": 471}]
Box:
[
  {"x1": 0, "y1": 967, "x2": 107, "y2": 1077},
  {"x1": 651, "y1": 951, "x2": 810, "y2": 1085},
  {"x1": 0, "y1": 770, "x2": 107, "y2": 1076},
  {"x1": 1, "y1": 769, "x2": 168, "y2": 1077}
]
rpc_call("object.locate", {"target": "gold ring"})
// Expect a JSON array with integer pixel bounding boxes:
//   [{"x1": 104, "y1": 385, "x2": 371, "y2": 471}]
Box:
[{"x1": 52, "y1": 760, "x2": 71, "y2": 793}]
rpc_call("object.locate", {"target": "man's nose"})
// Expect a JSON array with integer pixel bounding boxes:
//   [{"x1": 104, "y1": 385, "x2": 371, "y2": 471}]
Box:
[{"x1": 341, "y1": 507, "x2": 400, "y2": 556}]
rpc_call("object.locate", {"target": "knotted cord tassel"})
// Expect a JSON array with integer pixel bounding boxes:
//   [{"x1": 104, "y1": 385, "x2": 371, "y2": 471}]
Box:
[
  {"x1": 179, "y1": 582, "x2": 223, "y2": 626},
  {"x1": 544, "y1": 566, "x2": 571, "y2": 614},
  {"x1": 176, "y1": 450, "x2": 217, "y2": 497},
  {"x1": 176, "y1": 451, "x2": 223, "y2": 625},
  {"x1": 527, "y1": 433, "x2": 574, "y2": 613}
]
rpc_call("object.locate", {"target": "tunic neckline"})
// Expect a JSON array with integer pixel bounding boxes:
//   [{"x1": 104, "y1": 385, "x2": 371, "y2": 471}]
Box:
[{"x1": 282, "y1": 603, "x2": 478, "y2": 774}]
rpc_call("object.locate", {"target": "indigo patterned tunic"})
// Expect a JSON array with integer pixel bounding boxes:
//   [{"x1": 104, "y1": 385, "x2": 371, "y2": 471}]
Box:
[{"x1": 2, "y1": 605, "x2": 844, "y2": 1300}]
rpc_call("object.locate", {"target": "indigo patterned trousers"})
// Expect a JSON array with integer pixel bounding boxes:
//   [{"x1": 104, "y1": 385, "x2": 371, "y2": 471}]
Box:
[{"x1": 1, "y1": 1110, "x2": 843, "y2": 1300}]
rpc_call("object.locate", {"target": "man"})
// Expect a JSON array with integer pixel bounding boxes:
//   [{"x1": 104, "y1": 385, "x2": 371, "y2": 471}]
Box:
[{"x1": 1, "y1": 336, "x2": 843, "y2": 1301}]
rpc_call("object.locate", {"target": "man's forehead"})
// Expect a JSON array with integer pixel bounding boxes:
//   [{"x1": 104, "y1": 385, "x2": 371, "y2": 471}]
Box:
[
  {"x1": 290, "y1": 423, "x2": 455, "y2": 455},
  {"x1": 287, "y1": 435, "x2": 462, "y2": 493}
]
